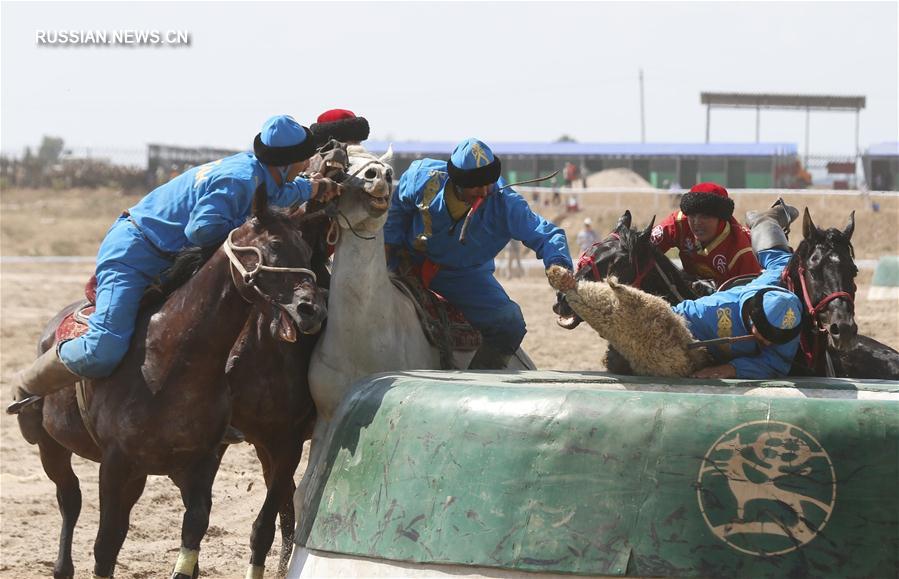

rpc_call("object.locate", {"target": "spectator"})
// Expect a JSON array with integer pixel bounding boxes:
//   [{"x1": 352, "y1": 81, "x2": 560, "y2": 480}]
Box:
[{"x1": 576, "y1": 217, "x2": 598, "y2": 254}]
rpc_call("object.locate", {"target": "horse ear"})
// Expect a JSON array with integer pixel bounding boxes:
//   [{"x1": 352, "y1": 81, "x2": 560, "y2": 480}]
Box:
[
  {"x1": 379, "y1": 144, "x2": 394, "y2": 165},
  {"x1": 639, "y1": 215, "x2": 656, "y2": 240},
  {"x1": 252, "y1": 182, "x2": 268, "y2": 219},
  {"x1": 802, "y1": 207, "x2": 817, "y2": 240},
  {"x1": 617, "y1": 210, "x2": 632, "y2": 230},
  {"x1": 843, "y1": 210, "x2": 855, "y2": 240}
]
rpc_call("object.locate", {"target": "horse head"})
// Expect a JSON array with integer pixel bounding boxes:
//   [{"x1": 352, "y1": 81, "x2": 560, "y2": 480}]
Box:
[
  {"x1": 555, "y1": 210, "x2": 664, "y2": 329},
  {"x1": 333, "y1": 144, "x2": 394, "y2": 234},
  {"x1": 226, "y1": 183, "x2": 328, "y2": 341},
  {"x1": 790, "y1": 208, "x2": 858, "y2": 352}
]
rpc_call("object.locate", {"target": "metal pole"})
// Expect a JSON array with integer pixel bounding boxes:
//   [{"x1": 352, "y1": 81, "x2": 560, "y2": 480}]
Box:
[
  {"x1": 804, "y1": 107, "x2": 810, "y2": 166},
  {"x1": 705, "y1": 104, "x2": 711, "y2": 143},
  {"x1": 639, "y1": 68, "x2": 646, "y2": 143},
  {"x1": 854, "y1": 107, "x2": 861, "y2": 187},
  {"x1": 755, "y1": 105, "x2": 760, "y2": 142}
]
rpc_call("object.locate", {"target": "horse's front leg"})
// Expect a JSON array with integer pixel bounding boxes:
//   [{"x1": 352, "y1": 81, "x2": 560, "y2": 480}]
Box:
[
  {"x1": 92, "y1": 450, "x2": 147, "y2": 579},
  {"x1": 247, "y1": 436, "x2": 305, "y2": 579},
  {"x1": 169, "y1": 451, "x2": 224, "y2": 579},
  {"x1": 36, "y1": 431, "x2": 82, "y2": 579}
]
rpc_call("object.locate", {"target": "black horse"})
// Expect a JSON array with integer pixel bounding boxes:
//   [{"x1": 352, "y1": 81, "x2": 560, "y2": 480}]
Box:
[{"x1": 555, "y1": 209, "x2": 899, "y2": 380}]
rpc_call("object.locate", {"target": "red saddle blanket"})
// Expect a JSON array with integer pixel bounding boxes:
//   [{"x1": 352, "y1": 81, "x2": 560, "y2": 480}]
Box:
[
  {"x1": 55, "y1": 276, "x2": 98, "y2": 343},
  {"x1": 391, "y1": 276, "x2": 482, "y2": 352}
]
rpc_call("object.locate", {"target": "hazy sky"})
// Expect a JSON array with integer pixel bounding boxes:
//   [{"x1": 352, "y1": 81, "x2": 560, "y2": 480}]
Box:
[{"x1": 2, "y1": 1, "x2": 897, "y2": 159}]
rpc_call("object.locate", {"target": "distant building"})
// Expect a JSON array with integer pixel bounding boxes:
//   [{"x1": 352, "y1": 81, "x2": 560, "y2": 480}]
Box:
[
  {"x1": 862, "y1": 142, "x2": 899, "y2": 191},
  {"x1": 365, "y1": 141, "x2": 799, "y2": 189}
]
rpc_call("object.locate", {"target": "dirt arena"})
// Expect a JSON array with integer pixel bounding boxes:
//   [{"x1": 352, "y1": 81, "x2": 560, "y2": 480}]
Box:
[{"x1": 1, "y1": 187, "x2": 897, "y2": 577}]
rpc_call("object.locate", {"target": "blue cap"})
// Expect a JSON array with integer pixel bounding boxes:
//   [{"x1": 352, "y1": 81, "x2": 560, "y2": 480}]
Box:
[
  {"x1": 447, "y1": 138, "x2": 502, "y2": 188},
  {"x1": 748, "y1": 288, "x2": 802, "y2": 344},
  {"x1": 764, "y1": 291, "x2": 801, "y2": 330},
  {"x1": 254, "y1": 115, "x2": 316, "y2": 166},
  {"x1": 260, "y1": 115, "x2": 308, "y2": 147}
]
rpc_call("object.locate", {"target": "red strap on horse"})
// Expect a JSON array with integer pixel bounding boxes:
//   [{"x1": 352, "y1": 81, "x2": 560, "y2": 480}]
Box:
[
  {"x1": 631, "y1": 257, "x2": 656, "y2": 289},
  {"x1": 420, "y1": 259, "x2": 441, "y2": 290},
  {"x1": 782, "y1": 262, "x2": 855, "y2": 372},
  {"x1": 576, "y1": 233, "x2": 619, "y2": 283},
  {"x1": 575, "y1": 232, "x2": 654, "y2": 289}
]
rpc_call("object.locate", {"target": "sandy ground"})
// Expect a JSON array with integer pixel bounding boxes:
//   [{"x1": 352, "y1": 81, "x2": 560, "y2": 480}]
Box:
[{"x1": 1, "y1": 187, "x2": 897, "y2": 577}]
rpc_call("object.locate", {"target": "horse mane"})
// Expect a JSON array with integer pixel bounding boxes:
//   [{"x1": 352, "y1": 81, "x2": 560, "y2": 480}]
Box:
[{"x1": 157, "y1": 245, "x2": 220, "y2": 297}]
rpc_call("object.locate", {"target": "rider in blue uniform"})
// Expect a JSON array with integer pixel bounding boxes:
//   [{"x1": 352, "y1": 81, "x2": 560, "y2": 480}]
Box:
[
  {"x1": 681, "y1": 200, "x2": 802, "y2": 379},
  {"x1": 384, "y1": 138, "x2": 573, "y2": 369},
  {"x1": 10, "y1": 115, "x2": 340, "y2": 412}
]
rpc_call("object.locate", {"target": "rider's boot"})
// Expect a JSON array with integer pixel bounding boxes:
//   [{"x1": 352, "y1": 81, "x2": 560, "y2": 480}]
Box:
[
  {"x1": 745, "y1": 198, "x2": 799, "y2": 253},
  {"x1": 468, "y1": 342, "x2": 513, "y2": 370},
  {"x1": 7, "y1": 348, "x2": 79, "y2": 414}
]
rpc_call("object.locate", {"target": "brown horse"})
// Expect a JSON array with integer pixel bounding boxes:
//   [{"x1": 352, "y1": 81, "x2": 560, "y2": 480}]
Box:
[
  {"x1": 224, "y1": 197, "x2": 334, "y2": 578},
  {"x1": 16, "y1": 184, "x2": 328, "y2": 579}
]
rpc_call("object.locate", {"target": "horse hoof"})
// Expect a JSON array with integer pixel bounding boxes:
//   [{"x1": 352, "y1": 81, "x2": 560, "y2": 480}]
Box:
[{"x1": 170, "y1": 571, "x2": 197, "y2": 579}]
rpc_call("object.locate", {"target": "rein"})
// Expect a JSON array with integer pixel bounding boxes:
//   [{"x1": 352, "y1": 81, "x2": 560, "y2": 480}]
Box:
[
  {"x1": 782, "y1": 261, "x2": 855, "y2": 321},
  {"x1": 223, "y1": 228, "x2": 317, "y2": 305}
]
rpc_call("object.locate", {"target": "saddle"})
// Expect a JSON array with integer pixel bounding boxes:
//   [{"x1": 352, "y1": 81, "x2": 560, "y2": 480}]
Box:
[
  {"x1": 55, "y1": 276, "x2": 99, "y2": 343},
  {"x1": 55, "y1": 275, "x2": 166, "y2": 343},
  {"x1": 390, "y1": 274, "x2": 481, "y2": 369}
]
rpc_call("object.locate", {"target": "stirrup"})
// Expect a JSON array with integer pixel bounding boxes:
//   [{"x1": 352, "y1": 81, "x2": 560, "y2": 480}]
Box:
[{"x1": 6, "y1": 394, "x2": 42, "y2": 415}]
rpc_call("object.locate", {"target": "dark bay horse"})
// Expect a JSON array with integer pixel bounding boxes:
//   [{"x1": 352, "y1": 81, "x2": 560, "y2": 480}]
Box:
[
  {"x1": 16, "y1": 184, "x2": 328, "y2": 579},
  {"x1": 224, "y1": 197, "x2": 334, "y2": 578},
  {"x1": 556, "y1": 209, "x2": 899, "y2": 379}
]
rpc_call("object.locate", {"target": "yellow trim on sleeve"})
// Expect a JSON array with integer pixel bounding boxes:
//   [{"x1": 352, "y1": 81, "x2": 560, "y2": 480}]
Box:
[{"x1": 727, "y1": 246, "x2": 754, "y2": 271}]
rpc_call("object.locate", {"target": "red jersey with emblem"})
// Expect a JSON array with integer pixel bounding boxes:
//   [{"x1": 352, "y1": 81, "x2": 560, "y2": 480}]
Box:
[{"x1": 650, "y1": 211, "x2": 761, "y2": 286}]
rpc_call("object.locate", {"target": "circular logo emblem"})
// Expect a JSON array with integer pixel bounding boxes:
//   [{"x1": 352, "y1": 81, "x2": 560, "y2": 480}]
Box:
[
  {"x1": 712, "y1": 253, "x2": 727, "y2": 273},
  {"x1": 697, "y1": 421, "x2": 836, "y2": 556}
]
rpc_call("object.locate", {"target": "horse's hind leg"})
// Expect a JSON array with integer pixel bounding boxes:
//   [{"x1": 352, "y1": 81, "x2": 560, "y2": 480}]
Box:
[
  {"x1": 247, "y1": 438, "x2": 304, "y2": 578},
  {"x1": 37, "y1": 432, "x2": 81, "y2": 579},
  {"x1": 92, "y1": 453, "x2": 147, "y2": 578},
  {"x1": 170, "y1": 451, "x2": 223, "y2": 579}
]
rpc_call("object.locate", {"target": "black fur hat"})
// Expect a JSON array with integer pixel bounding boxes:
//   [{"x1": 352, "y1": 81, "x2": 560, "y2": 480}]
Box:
[
  {"x1": 310, "y1": 109, "x2": 370, "y2": 144},
  {"x1": 680, "y1": 182, "x2": 735, "y2": 220}
]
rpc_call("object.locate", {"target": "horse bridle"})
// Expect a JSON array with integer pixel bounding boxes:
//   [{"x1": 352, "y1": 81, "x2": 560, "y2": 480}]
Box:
[
  {"x1": 223, "y1": 228, "x2": 317, "y2": 305},
  {"x1": 577, "y1": 231, "x2": 684, "y2": 301},
  {"x1": 326, "y1": 156, "x2": 392, "y2": 243},
  {"x1": 783, "y1": 259, "x2": 855, "y2": 323},
  {"x1": 782, "y1": 255, "x2": 856, "y2": 376}
]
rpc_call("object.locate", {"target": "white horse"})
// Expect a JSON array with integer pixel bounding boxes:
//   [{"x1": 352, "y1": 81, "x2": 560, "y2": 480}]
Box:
[{"x1": 287, "y1": 144, "x2": 535, "y2": 576}]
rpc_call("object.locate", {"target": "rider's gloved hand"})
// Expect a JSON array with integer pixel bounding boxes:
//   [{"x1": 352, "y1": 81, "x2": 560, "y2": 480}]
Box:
[
  {"x1": 691, "y1": 279, "x2": 716, "y2": 296},
  {"x1": 546, "y1": 264, "x2": 576, "y2": 293},
  {"x1": 310, "y1": 174, "x2": 342, "y2": 202}
]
